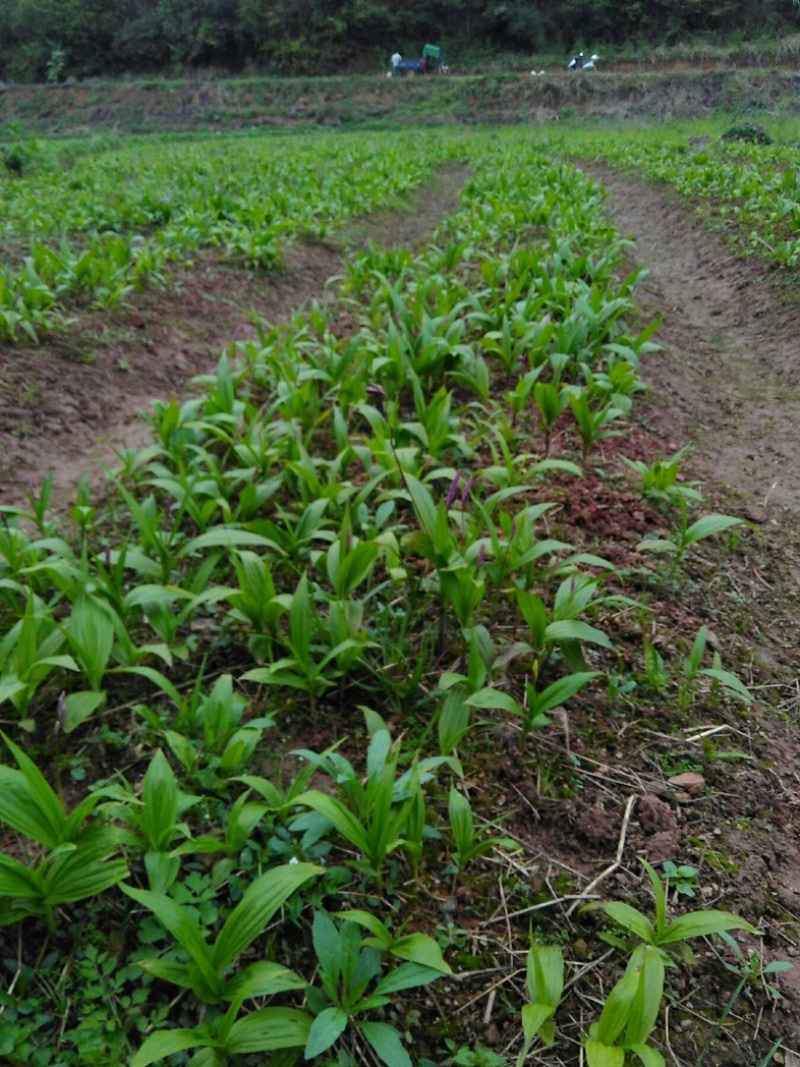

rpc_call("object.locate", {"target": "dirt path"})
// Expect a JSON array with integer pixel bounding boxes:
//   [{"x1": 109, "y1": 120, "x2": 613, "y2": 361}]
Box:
[
  {"x1": 588, "y1": 164, "x2": 800, "y2": 1024},
  {"x1": 586, "y1": 164, "x2": 800, "y2": 521},
  {"x1": 0, "y1": 165, "x2": 467, "y2": 511}
]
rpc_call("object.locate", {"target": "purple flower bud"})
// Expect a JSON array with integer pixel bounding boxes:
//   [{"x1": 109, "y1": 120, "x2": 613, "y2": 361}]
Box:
[
  {"x1": 478, "y1": 543, "x2": 486, "y2": 568},
  {"x1": 510, "y1": 519, "x2": 517, "y2": 539},
  {"x1": 461, "y1": 476, "x2": 474, "y2": 505},
  {"x1": 445, "y1": 472, "x2": 461, "y2": 509}
]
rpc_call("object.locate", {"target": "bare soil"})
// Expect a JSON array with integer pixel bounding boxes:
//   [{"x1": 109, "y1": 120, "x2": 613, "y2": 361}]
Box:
[{"x1": 5, "y1": 161, "x2": 800, "y2": 1061}]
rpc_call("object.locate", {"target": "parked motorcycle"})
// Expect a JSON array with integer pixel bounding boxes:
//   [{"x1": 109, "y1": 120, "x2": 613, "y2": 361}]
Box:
[{"x1": 567, "y1": 52, "x2": 599, "y2": 71}]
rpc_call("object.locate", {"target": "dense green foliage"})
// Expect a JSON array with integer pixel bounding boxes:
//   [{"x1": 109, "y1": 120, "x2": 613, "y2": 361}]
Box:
[
  {"x1": 0, "y1": 0, "x2": 798, "y2": 80},
  {"x1": 569, "y1": 123, "x2": 800, "y2": 268}
]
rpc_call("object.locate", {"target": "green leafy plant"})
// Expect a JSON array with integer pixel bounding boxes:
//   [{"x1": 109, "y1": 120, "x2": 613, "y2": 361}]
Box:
[
  {"x1": 584, "y1": 943, "x2": 667, "y2": 1067},
  {"x1": 516, "y1": 940, "x2": 564, "y2": 1064},
  {"x1": 448, "y1": 785, "x2": 513, "y2": 874},
  {"x1": 595, "y1": 858, "x2": 757, "y2": 960},
  {"x1": 0, "y1": 734, "x2": 127, "y2": 928},
  {"x1": 123, "y1": 861, "x2": 320, "y2": 1006},
  {"x1": 305, "y1": 910, "x2": 450, "y2": 1067},
  {"x1": 661, "y1": 860, "x2": 699, "y2": 900},
  {"x1": 292, "y1": 710, "x2": 450, "y2": 889},
  {"x1": 677, "y1": 626, "x2": 753, "y2": 711},
  {"x1": 637, "y1": 507, "x2": 742, "y2": 567},
  {"x1": 94, "y1": 750, "x2": 220, "y2": 893}
]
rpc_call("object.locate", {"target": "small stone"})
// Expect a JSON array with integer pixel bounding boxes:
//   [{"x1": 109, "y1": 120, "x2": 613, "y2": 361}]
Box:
[{"x1": 667, "y1": 772, "x2": 705, "y2": 795}]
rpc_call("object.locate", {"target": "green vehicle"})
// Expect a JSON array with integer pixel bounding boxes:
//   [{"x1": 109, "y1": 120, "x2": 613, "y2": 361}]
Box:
[{"x1": 421, "y1": 43, "x2": 447, "y2": 73}]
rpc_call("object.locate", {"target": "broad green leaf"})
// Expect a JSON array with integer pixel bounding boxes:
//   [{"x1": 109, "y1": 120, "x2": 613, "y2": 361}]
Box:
[
  {"x1": 373, "y1": 961, "x2": 443, "y2": 996},
  {"x1": 367, "y1": 729, "x2": 392, "y2": 779},
  {"x1": 66, "y1": 595, "x2": 114, "y2": 690},
  {"x1": 521, "y1": 1002, "x2": 556, "y2": 1049},
  {"x1": 305, "y1": 1006, "x2": 348, "y2": 1059},
  {"x1": 292, "y1": 790, "x2": 369, "y2": 854},
  {"x1": 404, "y1": 473, "x2": 438, "y2": 540},
  {"x1": 44, "y1": 847, "x2": 126, "y2": 906},
  {"x1": 337, "y1": 909, "x2": 390, "y2": 944},
  {"x1": 601, "y1": 902, "x2": 656, "y2": 944},
  {"x1": 585, "y1": 1038, "x2": 626, "y2": 1067},
  {"x1": 132, "y1": 1027, "x2": 213, "y2": 1067},
  {"x1": 123, "y1": 884, "x2": 221, "y2": 996},
  {"x1": 594, "y1": 964, "x2": 639, "y2": 1046},
  {"x1": 545, "y1": 620, "x2": 613, "y2": 649},
  {"x1": 629, "y1": 1043, "x2": 667, "y2": 1067},
  {"x1": 288, "y1": 574, "x2": 312, "y2": 673},
  {"x1": 141, "y1": 751, "x2": 180, "y2": 851},
  {"x1": 660, "y1": 910, "x2": 757, "y2": 945},
  {"x1": 0, "y1": 852, "x2": 41, "y2": 898},
  {"x1": 699, "y1": 668, "x2": 753, "y2": 705},
  {"x1": 527, "y1": 942, "x2": 564, "y2": 1009},
  {"x1": 359, "y1": 1021, "x2": 412, "y2": 1067},
  {"x1": 636, "y1": 538, "x2": 678, "y2": 554},
  {"x1": 227, "y1": 1007, "x2": 312, "y2": 1054},
  {"x1": 124, "y1": 665, "x2": 184, "y2": 707},
  {"x1": 0, "y1": 733, "x2": 67, "y2": 847},
  {"x1": 449, "y1": 786, "x2": 474, "y2": 859},
  {"x1": 529, "y1": 671, "x2": 600, "y2": 717},
  {"x1": 179, "y1": 528, "x2": 280, "y2": 557},
  {"x1": 212, "y1": 862, "x2": 320, "y2": 971},
  {"x1": 466, "y1": 688, "x2": 523, "y2": 715},
  {"x1": 225, "y1": 962, "x2": 306, "y2": 1005},
  {"x1": 144, "y1": 851, "x2": 180, "y2": 895},
  {"x1": 390, "y1": 933, "x2": 451, "y2": 973},
  {"x1": 625, "y1": 946, "x2": 665, "y2": 1046},
  {"x1": 313, "y1": 910, "x2": 344, "y2": 982},
  {"x1": 684, "y1": 514, "x2": 741, "y2": 546},
  {"x1": 136, "y1": 958, "x2": 193, "y2": 989},
  {"x1": 63, "y1": 690, "x2": 106, "y2": 733}
]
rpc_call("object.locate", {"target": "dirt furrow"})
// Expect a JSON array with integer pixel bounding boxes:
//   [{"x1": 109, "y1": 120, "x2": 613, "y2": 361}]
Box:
[{"x1": 586, "y1": 163, "x2": 800, "y2": 520}]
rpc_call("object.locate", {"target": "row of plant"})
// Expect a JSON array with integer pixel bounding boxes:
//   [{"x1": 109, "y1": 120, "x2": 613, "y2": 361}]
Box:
[
  {"x1": 0, "y1": 129, "x2": 463, "y2": 340},
  {"x1": 567, "y1": 124, "x2": 800, "y2": 268},
  {"x1": 0, "y1": 135, "x2": 764, "y2": 1066}
]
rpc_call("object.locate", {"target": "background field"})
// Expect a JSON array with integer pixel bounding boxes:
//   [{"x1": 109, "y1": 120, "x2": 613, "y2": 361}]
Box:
[{"x1": 2, "y1": 80, "x2": 800, "y2": 1067}]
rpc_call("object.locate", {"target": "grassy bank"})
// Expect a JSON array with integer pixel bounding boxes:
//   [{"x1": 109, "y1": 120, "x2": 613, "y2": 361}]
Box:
[{"x1": 4, "y1": 68, "x2": 800, "y2": 137}]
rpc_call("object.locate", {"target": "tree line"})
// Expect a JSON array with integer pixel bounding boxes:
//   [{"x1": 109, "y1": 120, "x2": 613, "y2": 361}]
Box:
[{"x1": 0, "y1": 0, "x2": 797, "y2": 82}]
